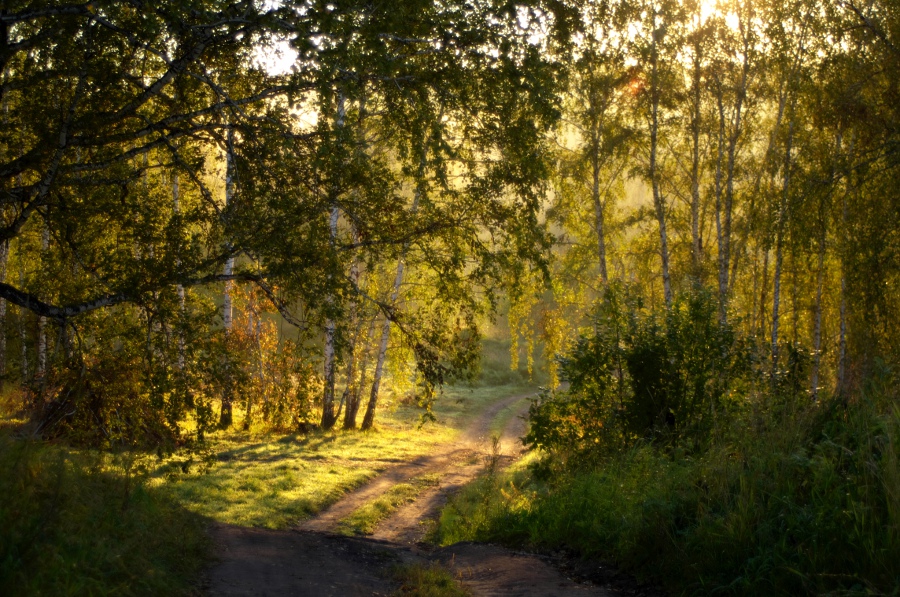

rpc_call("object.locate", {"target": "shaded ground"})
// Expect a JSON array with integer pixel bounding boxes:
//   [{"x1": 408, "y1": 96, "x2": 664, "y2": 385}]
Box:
[{"x1": 204, "y1": 390, "x2": 662, "y2": 596}]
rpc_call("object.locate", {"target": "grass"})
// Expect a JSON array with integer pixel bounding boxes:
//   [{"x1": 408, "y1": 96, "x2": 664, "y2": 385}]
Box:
[
  {"x1": 0, "y1": 433, "x2": 207, "y2": 596},
  {"x1": 153, "y1": 381, "x2": 534, "y2": 529},
  {"x1": 390, "y1": 563, "x2": 469, "y2": 596},
  {"x1": 435, "y1": 400, "x2": 900, "y2": 596},
  {"x1": 336, "y1": 472, "x2": 443, "y2": 535}
]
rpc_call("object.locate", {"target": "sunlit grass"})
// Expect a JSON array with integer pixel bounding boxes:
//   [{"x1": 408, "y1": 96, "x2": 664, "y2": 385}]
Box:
[{"x1": 154, "y1": 381, "x2": 534, "y2": 529}]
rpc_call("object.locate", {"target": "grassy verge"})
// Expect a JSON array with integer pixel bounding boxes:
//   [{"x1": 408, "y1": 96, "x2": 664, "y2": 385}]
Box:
[
  {"x1": 0, "y1": 433, "x2": 207, "y2": 596},
  {"x1": 435, "y1": 403, "x2": 900, "y2": 596},
  {"x1": 154, "y1": 381, "x2": 534, "y2": 529},
  {"x1": 390, "y1": 563, "x2": 469, "y2": 596},
  {"x1": 336, "y1": 473, "x2": 442, "y2": 535}
]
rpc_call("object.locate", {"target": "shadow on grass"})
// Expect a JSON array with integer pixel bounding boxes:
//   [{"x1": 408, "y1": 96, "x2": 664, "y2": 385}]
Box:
[{"x1": 0, "y1": 434, "x2": 209, "y2": 596}]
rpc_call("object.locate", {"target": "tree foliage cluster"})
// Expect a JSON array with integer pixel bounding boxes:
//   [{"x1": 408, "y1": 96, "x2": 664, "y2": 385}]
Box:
[
  {"x1": 0, "y1": 0, "x2": 564, "y2": 443},
  {"x1": 514, "y1": 0, "x2": 900, "y2": 452}
]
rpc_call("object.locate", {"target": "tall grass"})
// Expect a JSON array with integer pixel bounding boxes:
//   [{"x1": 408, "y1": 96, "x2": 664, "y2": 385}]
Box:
[
  {"x1": 0, "y1": 434, "x2": 207, "y2": 596},
  {"x1": 436, "y1": 397, "x2": 900, "y2": 595}
]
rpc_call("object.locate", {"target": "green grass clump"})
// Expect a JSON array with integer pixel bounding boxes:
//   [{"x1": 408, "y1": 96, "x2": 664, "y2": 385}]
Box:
[
  {"x1": 390, "y1": 563, "x2": 469, "y2": 596},
  {"x1": 0, "y1": 435, "x2": 207, "y2": 596},
  {"x1": 337, "y1": 473, "x2": 442, "y2": 536},
  {"x1": 436, "y1": 402, "x2": 900, "y2": 596}
]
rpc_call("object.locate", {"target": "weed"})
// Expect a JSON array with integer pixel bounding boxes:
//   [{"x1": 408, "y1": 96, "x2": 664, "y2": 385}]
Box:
[{"x1": 390, "y1": 563, "x2": 469, "y2": 596}]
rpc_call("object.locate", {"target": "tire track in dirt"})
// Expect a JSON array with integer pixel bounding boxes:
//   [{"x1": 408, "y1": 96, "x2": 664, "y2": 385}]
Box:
[
  {"x1": 299, "y1": 390, "x2": 533, "y2": 534},
  {"x1": 370, "y1": 394, "x2": 531, "y2": 545},
  {"x1": 205, "y1": 389, "x2": 643, "y2": 596}
]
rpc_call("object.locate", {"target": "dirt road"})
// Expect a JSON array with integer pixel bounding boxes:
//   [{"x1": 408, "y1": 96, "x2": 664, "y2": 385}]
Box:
[{"x1": 203, "y1": 390, "x2": 648, "y2": 596}]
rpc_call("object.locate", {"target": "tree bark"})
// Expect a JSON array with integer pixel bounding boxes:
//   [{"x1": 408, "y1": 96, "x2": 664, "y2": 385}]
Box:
[
  {"x1": 361, "y1": 262, "x2": 405, "y2": 431},
  {"x1": 0, "y1": 241, "x2": 7, "y2": 391},
  {"x1": 174, "y1": 170, "x2": 186, "y2": 371},
  {"x1": 36, "y1": 225, "x2": 49, "y2": 383},
  {"x1": 591, "y1": 143, "x2": 609, "y2": 287},
  {"x1": 361, "y1": 141, "x2": 426, "y2": 431},
  {"x1": 771, "y1": 121, "x2": 794, "y2": 390},
  {"x1": 811, "y1": 133, "x2": 841, "y2": 400},
  {"x1": 18, "y1": 259, "x2": 27, "y2": 380},
  {"x1": 689, "y1": 38, "x2": 703, "y2": 277},
  {"x1": 649, "y1": 19, "x2": 672, "y2": 308},
  {"x1": 321, "y1": 92, "x2": 347, "y2": 431},
  {"x1": 220, "y1": 125, "x2": 236, "y2": 428}
]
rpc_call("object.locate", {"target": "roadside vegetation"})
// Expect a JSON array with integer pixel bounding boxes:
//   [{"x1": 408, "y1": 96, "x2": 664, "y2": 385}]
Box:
[
  {"x1": 0, "y1": 415, "x2": 207, "y2": 596},
  {"x1": 0, "y1": 351, "x2": 532, "y2": 594},
  {"x1": 437, "y1": 289, "x2": 900, "y2": 596},
  {"x1": 156, "y1": 379, "x2": 532, "y2": 530}
]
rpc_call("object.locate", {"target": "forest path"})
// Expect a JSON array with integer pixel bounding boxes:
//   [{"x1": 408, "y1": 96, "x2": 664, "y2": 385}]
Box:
[{"x1": 204, "y1": 389, "x2": 619, "y2": 596}]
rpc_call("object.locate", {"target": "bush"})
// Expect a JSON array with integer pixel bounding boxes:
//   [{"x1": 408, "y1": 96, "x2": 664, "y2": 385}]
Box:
[{"x1": 526, "y1": 285, "x2": 753, "y2": 461}]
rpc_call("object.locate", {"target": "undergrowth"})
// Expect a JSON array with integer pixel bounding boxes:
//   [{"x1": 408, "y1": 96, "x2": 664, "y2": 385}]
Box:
[
  {"x1": 437, "y1": 289, "x2": 900, "y2": 596},
  {"x1": 0, "y1": 434, "x2": 207, "y2": 596},
  {"x1": 437, "y1": 395, "x2": 900, "y2": 595}
]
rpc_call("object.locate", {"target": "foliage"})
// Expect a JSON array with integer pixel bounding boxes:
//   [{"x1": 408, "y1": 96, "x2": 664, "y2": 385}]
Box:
[
  {"x1": 0, "y1": 435, "x2": 207, "y2": 596},
  {"x1": 527, "y1": 286, "x2": 753, "y2": 460}
]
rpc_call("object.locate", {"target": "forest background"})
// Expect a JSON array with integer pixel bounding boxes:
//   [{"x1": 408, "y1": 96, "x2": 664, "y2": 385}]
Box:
[{"x1": 1, "y1": 0, "x2": 899, "y2": 595}]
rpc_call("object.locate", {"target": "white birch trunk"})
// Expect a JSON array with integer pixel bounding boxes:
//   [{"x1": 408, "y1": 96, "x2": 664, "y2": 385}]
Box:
[
  {"x1": 361, "y1": 147, "x2": 425, "y2": 430},
  {"x1": 321, "y1": 92, "x2": 346, "y2": 430},
  {"x1": 18, "y1": 261, "x2": 27, "y2": 380},
  {"x1": 174, "y1": 170, "x2": 186, "y2": 370},
  {"x1": 220, "y1": 126, "x2": 236, "y2": 427},
  {"x1": 689, "y1": 44, "x2": 703, "y2": 276},
  {"x1": 591, "y1": 144, "x2": 609, "y2": 287},
  {"x1": 37, "y1": 226, "x2": 49, "y2": 380},
  {"x1": 811, "y1": 133, "x2": 841, "y2": 400},
  {"x1": 0, "y1": 241, "x2": 7, "y2": 390},
  {"x1": 771, "y1": 121, "x2": 795, "y2": 389},
  {"x1": 714, "y1": 94, "x2": 726, "y2": 320},
  {"x1": 649, "y1": 22, "x2": 672, "y2": 308},
  {"x1": 361, "y1": 259, "x2": 407, "y2": 431}
]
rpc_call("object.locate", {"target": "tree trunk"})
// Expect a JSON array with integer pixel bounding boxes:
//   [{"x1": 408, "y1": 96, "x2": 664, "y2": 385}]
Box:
[
  {"x1": 18, "y1": 260, "x2": 28, "y2": 381},
  {"x1": 340, "y1": 251, "x2": 363, "y2": 429},
  {"x1": 714, "y1": 94, "x2": 726, "y2": 320},
  {"x1": 360, "y1": 263, "x2": 404, "y2": 431},
  {"x1": 591, "y1": 149, "x2": 609, "y2": 287},
  {"x1": 811, "y1": 133, "x2": 841, "y2": 400},
  {"x1": 321, "y1": 92, "x2": 347, "y2": 431},
  {"x1": 811, "y1": 218, "x2": 826, "y2": 400},
  {"x1": 649, "y1": 22, "x2": 672, "y2": 308},
  {"x1": 361, "y1": 141, "x2": 426, "y2": 431},
  {"x1": 174, "y1": 170, "x2": 186, "y2": 371},
  {"x1": 0, "y1": 241, "x2": 7, "y2": 392},
  {"x1": 220, "y1": 126, "x2": 236, "y2": 428},
  {"x1": 36, "y1": 226, "x2": 49, "y2": 383},
  {"x1": 345, "y1": 315, "x2": 376, "y2": 429},
  {"x1": 771, "y1": 121, "x2": 795, "y2": 390},
  {"x1": 689, "y1": 43, "x2": 703, "y2": 277}
]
